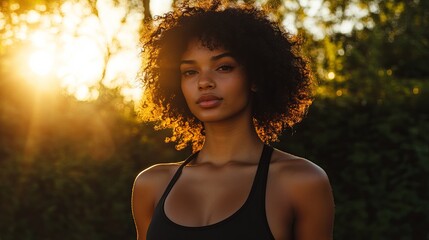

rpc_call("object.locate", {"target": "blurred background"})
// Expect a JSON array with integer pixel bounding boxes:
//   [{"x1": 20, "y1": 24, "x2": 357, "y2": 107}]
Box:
[{"x1": 0, "y1": 0, "x2": 428, "y2": 239}]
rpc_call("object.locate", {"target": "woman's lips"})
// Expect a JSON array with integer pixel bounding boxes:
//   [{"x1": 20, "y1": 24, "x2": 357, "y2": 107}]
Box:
[{"x1": 196, "y1": 95, "x2": 223, "y2": 108}]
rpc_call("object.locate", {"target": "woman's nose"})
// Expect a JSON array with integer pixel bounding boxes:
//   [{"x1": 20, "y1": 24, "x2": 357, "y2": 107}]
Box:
[{"x1": 198, "y1": 71, "x2": 215, "y2": 90}]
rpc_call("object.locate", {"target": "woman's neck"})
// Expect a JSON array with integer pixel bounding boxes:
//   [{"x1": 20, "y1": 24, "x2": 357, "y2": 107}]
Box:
[{"x1": 197, "y1": 119, "x2": 264, "y2": 165}]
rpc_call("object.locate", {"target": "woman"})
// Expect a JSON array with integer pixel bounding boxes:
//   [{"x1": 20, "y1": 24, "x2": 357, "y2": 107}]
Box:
[{"x1": 132, "y1": 1, "x2": 334, "y2": 240}]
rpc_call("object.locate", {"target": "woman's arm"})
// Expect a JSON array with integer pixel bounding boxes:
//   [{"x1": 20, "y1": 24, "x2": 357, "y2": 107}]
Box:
[
  {"x1": 132, "y1": 171, "x2": 155, "y2": 240},
  {"x1": 288, "y1": 161, "x2": 335, "y2": 240},
  {"x1": 132, "y1": 164, "x2": 177, "y2": 240},
  {"x1": 132, "y1": 164, "x2": 175, "y2": 240}
]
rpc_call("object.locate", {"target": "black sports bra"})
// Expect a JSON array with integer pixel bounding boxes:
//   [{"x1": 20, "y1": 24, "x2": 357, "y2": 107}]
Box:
[{"x1": 146, "y1": 145, "x2": 275, "y2": 240}]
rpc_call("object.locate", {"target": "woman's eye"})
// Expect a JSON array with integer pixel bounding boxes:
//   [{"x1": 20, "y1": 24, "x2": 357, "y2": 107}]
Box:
[
  {"x1": 217, "y1": 65, "x2": 234, "y2": 72},
  {"x1": 182, "y1": 70, "x2": 198, "y2": 77}
]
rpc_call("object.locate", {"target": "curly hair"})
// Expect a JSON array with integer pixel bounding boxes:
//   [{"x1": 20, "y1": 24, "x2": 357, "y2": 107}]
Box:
[{"x1": 139, "y1": 1, "x2": 314, "y2": 151}]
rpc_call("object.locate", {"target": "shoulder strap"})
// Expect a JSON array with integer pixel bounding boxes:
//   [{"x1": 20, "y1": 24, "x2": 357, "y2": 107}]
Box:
[
  {"x1": 158, "y1": 151, "x2": 199, "y2": 203},
  {"x1": 253, "y1": 144, "x2": 274, "y2": 201}
]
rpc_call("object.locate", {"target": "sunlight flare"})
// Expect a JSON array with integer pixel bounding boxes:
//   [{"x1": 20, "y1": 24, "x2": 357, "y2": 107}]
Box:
[
  {"x1": 75, "y1": 85, "x2": 99, "y2": 101},
  {"x1": 8, "y1": 0, "x2": 145, "y2": 101},
  {"x1": 57, "y1": 36, "x2": 104, "y2": 87},
  {"x1": 28, "y1": 50, "x2": 55, "y2": 76}
]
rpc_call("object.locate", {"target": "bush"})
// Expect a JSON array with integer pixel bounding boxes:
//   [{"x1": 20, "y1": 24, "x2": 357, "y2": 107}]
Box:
[{"x1": 277, "y1": 80, "x2": 429, "y2": 240}]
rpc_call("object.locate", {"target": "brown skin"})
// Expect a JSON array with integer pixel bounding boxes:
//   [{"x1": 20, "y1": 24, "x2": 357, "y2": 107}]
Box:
[{"x1": 132, "y1": 42, "x2": 334, "y2": 240}]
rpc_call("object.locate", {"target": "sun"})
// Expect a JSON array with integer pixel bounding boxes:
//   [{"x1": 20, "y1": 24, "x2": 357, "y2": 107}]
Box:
[
  {"x1": 16, "y1": 2, "x2": 136, "y2": 100},
  {"x1": 15, "y1": 0, "x2": 174, "y2": 101},
  {"x1": 27, "y1": 30, "x2": 56, "y2": 77},
  {"x1": 28, "y1": 50, "x2": 55, "y2": 76},
  {"x1": 23, "y1": 28, "x2": 104, "y2": 95}
]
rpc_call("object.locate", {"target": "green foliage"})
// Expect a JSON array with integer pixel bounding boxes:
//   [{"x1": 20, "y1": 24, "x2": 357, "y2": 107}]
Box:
[
  {"x1": 0, "y1": 155, "x2": 135, "y2": 240},
  {"x1": 0, "y1": 84, "x2": 189, "y2": 239},
  {"x1": 277, "y1": 80, "x2": 429, "y2": 240}
]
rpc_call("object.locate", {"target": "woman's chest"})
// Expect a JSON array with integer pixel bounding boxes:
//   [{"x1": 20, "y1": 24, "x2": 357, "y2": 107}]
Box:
[{"x1": 164, "y1": 165, "x2": 257, "y2": 226}]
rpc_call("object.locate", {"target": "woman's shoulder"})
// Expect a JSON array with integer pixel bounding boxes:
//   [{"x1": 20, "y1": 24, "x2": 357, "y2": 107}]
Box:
[
  {"x1": 271, "y1": 148, "x2": 328, "y2": 180},
  {"x1": 270, "y1": 148, "x2": 332, "y2": 198},
  {"x1": 132, "y1": 161, "x2": 187, "y2": 237},
  {"x1": 134, "y1": 161, "x2": 183, "y2": 191},
  {"x1": 270, "y1": 148, "x2": 335, "y2": 238},
  {"x1": 136, "y1": 162, "x2": 188, "y2": 204}
]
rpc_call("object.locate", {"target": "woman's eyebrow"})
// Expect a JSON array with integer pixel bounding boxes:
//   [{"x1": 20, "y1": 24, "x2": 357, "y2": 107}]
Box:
[
  {"x1": 180, "y1": 52, "x2": 234, "y2": 65},
  {"x1": 211, "y1": 52, "x2": 233, "y2": 61}
]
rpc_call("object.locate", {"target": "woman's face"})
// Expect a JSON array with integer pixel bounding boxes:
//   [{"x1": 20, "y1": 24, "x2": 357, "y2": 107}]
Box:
[{"x1": 180, "y1": 40, "x2": 253, "y2": 123}]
